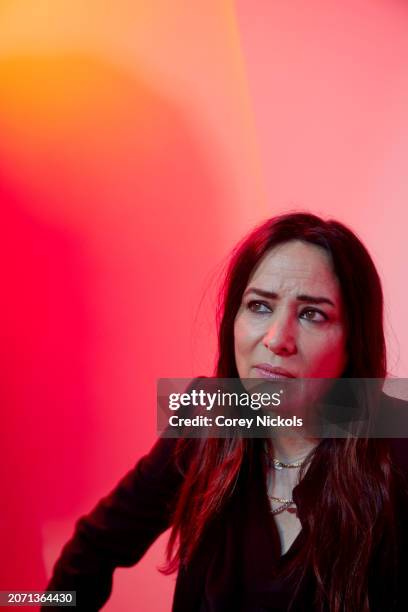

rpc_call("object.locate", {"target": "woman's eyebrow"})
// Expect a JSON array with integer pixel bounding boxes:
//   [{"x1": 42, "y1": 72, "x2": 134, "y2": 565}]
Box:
[{"x1": 243, "y1": 287, "x2": 336, "y2": 307}]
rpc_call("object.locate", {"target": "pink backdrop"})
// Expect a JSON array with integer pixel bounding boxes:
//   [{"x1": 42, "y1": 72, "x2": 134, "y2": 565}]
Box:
[{"x1": 0, "y1": 1, "x2": 407, "y2": 610}]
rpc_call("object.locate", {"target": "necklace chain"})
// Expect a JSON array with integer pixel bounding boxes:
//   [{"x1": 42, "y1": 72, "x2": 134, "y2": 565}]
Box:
[
  {"x1": 269, "y1": 494, "x2": 293, "y2": 504},
  {"x1": 267, "y1": 452, "x2": 307, "y2": 514},
  {"x1": 269, "y1": 499, "x2": 296, "y2": 515},
  {"x1": 271, "y1": 457, "x2": 305, "y2": 470},
  {"x1": 267, "y1": 493, "x2": 296, "y2": 515}
]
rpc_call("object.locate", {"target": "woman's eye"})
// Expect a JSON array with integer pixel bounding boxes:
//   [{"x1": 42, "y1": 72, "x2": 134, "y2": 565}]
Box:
[
  {"x1": 247, "y1": 300, "x2": 271, "y2": 314},
  {"x1": 300, "y1": 308, "x2": 327, "y2": 322}
]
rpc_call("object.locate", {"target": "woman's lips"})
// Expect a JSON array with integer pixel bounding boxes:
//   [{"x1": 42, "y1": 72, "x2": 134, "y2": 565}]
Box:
[{"x1": 253, "y1": 365, "x2": 296, "y2": 379}]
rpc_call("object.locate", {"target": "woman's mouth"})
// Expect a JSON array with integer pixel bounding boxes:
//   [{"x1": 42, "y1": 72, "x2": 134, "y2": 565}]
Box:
[{"x1": 253, "y1": 364, "x2": 296, "y2": 379}]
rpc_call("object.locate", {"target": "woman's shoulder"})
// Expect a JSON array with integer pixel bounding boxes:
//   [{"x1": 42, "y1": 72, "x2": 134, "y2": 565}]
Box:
[
  {"x1": 148, "y1": 376, "x2": 211, "y2": 477},
  {"x1": 380, "y1": 392, "x2": 408, "y2": 475}
]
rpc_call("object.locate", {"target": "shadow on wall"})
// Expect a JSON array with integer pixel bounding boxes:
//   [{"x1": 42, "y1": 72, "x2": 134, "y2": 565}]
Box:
[{"x1": 0, "y1": 53, "x2": 221, "y2": 606}]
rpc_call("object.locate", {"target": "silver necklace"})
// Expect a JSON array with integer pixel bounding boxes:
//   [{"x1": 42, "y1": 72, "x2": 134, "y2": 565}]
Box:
[
  {"x1": 268, "y1": 495, "x2": 296, "y2": 515},
  {"x1": 271, "y1": 457, "x2": 305, "y2": 470}
]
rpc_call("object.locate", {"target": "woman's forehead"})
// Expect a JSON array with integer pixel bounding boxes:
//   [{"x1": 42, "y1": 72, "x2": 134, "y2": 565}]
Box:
[{"x1": 246, "y1": 241, "x2": 341, "y2": 296}]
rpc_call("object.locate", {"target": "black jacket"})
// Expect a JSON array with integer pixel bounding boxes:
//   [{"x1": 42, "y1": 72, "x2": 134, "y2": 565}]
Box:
[{"x1": 44, "y1": 393, "x2": 408, "y2": 611}]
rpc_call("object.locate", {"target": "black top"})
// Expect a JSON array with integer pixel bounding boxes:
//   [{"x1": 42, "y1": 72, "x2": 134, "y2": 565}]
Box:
[{"x1": 44, "y1": 395, "x2": 408, "y2": 612}]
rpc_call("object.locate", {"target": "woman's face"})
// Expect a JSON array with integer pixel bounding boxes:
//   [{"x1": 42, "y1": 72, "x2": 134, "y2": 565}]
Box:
[{"x1": 234, "y1": 240, "x2": 348, "y2": 379}]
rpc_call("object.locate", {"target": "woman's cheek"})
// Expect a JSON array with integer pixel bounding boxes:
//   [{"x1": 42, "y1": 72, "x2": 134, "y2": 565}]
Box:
[
  {"x1": 312, "y1": 342, "x2": 346, "y2": 377},
  {"x1": 235, "y1": 317, "x2": 255, "y2": 349}
]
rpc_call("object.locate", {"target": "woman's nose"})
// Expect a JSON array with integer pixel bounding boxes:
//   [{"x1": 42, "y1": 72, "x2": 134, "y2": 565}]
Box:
[{"x1": 263, "y1": 315, "x2": 297, "y2": 356}]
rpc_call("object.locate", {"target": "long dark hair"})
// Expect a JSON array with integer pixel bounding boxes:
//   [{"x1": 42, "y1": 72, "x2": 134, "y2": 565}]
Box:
[{"x1": 163, "y1": 212, "x2": 397, "y2": 612}]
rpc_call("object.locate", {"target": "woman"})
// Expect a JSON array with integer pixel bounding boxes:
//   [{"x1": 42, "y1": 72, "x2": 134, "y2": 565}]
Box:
[{"x1": 44, "y1": 212, "x2": 408, "y2": 611}]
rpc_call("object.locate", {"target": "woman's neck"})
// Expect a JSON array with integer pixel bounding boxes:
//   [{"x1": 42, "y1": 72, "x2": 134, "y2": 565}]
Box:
[{"x1": 272, "y1": 435, "x2": 319, "y2": 463}]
